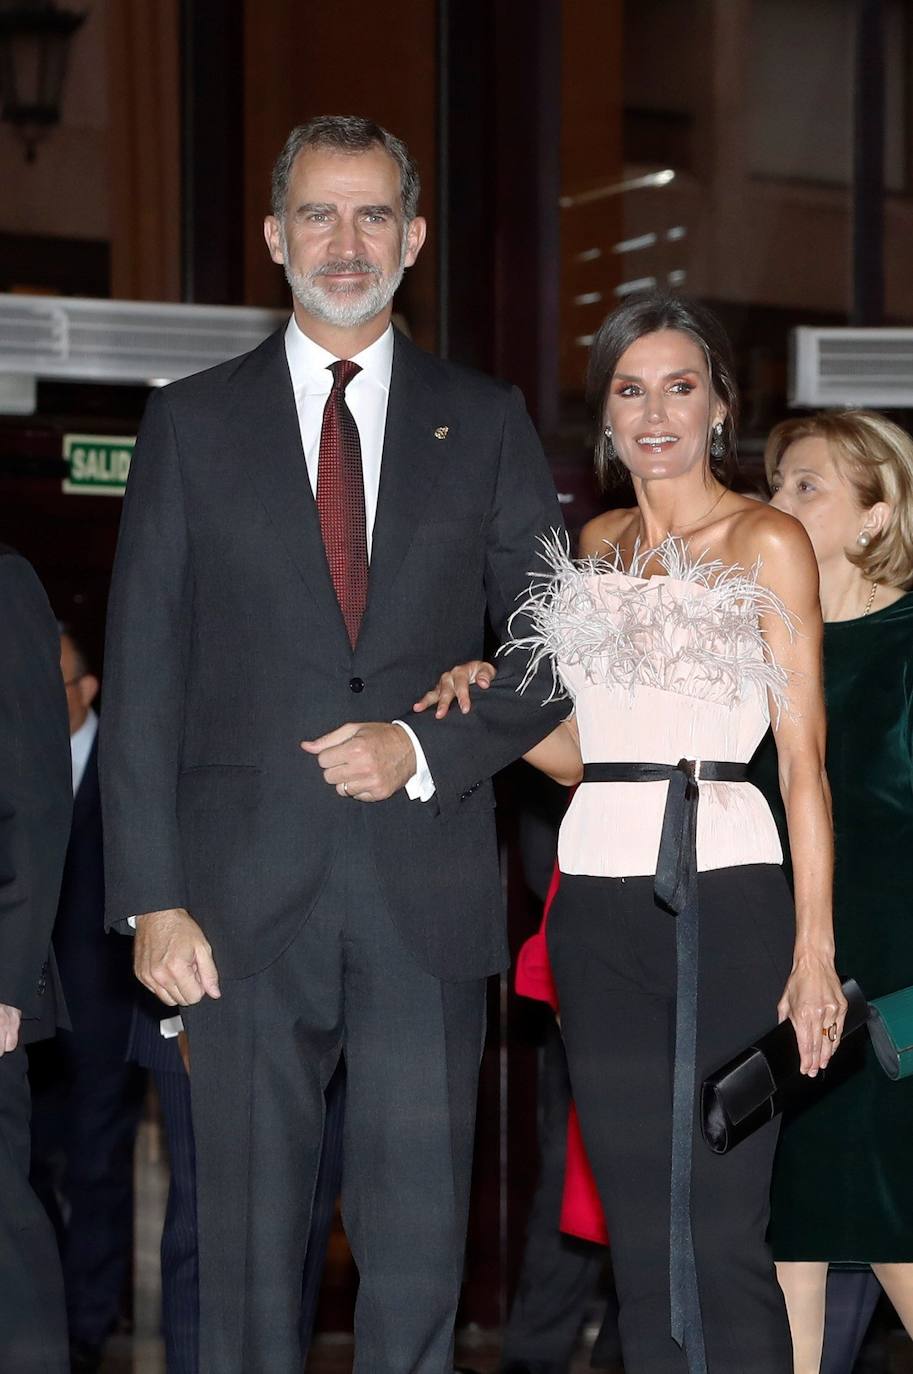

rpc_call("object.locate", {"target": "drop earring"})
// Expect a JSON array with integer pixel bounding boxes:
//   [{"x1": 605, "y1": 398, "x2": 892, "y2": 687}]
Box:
[
  {"x1": 710, "y1": 422, "x2": 725, "y2": 459},
  {"x1": 604, "y1": 426, "x2": 617, "y2": 460}
]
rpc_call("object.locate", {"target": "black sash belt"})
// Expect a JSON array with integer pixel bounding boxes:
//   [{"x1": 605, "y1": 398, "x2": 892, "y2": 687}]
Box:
[{"x1": 581, "y1": 759, "x2": 748, "y2": 1374}]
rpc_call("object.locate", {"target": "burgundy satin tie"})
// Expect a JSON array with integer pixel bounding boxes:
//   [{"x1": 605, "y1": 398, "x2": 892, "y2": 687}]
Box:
[{"x1": 316, "y1": 359, "x2": 368, "y2": 648}]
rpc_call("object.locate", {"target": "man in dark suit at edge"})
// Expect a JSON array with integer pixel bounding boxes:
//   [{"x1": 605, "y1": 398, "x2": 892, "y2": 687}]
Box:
[
  {"x1": 0, "y1": 547, "x2": 73, "y2": 1373},
  {"x1": 101, "y1": 115, "x2": 566, "y2": 1374},
  {"x1": 28, "y1": 627, "x2": 146, "y2": 1374}
]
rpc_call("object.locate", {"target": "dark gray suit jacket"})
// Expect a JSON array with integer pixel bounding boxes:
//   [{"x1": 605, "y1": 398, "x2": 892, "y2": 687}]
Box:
[
  {"x1": 101, "y1": 327, "x2": 565, "y2": 981},
  {"x1": 0, "y1": 547, "x2": 72, "y2": 1040}
]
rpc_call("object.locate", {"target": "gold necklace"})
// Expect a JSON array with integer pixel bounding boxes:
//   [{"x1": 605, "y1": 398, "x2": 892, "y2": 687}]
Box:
[{"x1": 862, "y1": 581, "x2": 878, "y2": 616}]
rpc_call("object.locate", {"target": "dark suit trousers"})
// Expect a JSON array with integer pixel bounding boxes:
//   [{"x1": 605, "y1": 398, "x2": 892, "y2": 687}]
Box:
[
  {"x1": 29, "y1": 1032, "x2": 146, "y2": 1347},
  {"x1": 548, "y1": 868, "x2": 795, "y2": 1374},
  {"x1": 154, "y1": 1066, "x2": 199, "y2": 1374},
  {"x1": 0, "y1": 1046, "x2": 68, "y2": 1373},
  {"x1": 502, "y1": 1019, "x2": 619, "y2": 1372},
  {"x1": 183, "y1": 808, "x2": 487, "y2": 1374},
  {"x1": 152, "y1": 1053, "x2": 345, "y2": 1374}
]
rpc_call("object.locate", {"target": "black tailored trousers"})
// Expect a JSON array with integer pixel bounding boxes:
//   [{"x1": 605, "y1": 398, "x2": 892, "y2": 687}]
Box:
[
  {"x1": 502, "y1": 1018, "x2": 620, "y2": 1372},
  {"x1": 182, "y1": 807, "x2": 488, "y2": 1374},
  {"x1": 548, "y1": 866, "x2": 796, "y2": 1374}
]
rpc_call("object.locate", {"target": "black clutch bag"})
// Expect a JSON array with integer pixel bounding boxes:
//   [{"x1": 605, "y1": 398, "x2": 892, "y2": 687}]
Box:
[{"x1": 700, "y1": 979, "x2": 869, "y2": 1154}]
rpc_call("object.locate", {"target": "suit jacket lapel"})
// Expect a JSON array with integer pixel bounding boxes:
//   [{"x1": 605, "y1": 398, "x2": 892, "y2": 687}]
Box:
[
  {"x1": 363, "y1": 332, "x2": 451, "y2": 638},
  {"x1": 229, "y1": 328, "x2": 351, "y2": 654}
]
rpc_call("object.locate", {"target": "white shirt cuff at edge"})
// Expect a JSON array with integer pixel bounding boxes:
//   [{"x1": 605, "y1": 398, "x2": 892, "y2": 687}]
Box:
[{"x1": 392, "y1": 720, "x2": 436, "y2": 801}]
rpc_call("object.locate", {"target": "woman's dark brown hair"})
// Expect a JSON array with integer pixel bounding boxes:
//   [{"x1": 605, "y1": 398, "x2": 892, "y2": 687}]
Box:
[{"x1": 586, "y1": 293, "x2": 740, "y2": 490}]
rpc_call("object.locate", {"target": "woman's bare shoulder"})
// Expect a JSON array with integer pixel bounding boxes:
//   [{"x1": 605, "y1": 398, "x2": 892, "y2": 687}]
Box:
[
  {"x1": 725, "y1": 500, "x2": 818, "y2": 585},
  {"x1": 578, "y1": 508, "x2": 636, "y2": 559}
]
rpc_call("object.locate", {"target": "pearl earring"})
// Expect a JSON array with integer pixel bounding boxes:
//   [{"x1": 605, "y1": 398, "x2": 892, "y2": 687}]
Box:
[{"x1": 857, "y1": 531, "x2": 871, "y2": 548}]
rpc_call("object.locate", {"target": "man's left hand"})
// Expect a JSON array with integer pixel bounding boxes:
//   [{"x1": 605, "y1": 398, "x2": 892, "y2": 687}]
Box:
[{"x1": 300, "y1": 722, "x2": 417, "y2": 801}]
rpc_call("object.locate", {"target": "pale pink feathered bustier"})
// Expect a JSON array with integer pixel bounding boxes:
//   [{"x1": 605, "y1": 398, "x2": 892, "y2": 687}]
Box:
[{"x1": 505, "y1": 534, "x2": 794, "y2": 879}]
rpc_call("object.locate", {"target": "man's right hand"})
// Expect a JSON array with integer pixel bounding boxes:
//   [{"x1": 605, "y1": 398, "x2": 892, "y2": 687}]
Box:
[{"x1": 134, "y1": 907, "x2": 221, "y2": 1007}]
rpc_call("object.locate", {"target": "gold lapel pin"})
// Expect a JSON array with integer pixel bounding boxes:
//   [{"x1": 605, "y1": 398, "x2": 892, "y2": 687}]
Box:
[{"x1": 433, "y1": 426, "x2": 449, "y2": 440}]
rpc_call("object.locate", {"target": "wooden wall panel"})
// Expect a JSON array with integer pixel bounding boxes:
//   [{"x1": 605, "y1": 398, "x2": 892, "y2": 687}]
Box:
[
  {"x1": 559, "y1": 0, "x2": 624, "y2": 393},
  {"x1": 107, "y1": 0, "x2": 182, "y2": 302}
]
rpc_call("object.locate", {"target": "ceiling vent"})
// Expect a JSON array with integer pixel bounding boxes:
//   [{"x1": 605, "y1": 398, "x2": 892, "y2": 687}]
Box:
[
  {"x1": 790, "y1": 327, "x2": 913, "y2": 409},
  {"x1": 0, "y1": 294, "x2": 286, "y2": 391}
]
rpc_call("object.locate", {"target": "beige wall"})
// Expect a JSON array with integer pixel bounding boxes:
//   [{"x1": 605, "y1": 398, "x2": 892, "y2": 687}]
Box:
[{"x1": 0, "y1": 0, "x2": 182, "y2": 302}]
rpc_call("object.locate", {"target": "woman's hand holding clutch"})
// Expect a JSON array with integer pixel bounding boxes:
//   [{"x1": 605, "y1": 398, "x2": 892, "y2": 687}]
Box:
[{"x1": 777, "y1": 952, "x2": 848, "y2": 1077}]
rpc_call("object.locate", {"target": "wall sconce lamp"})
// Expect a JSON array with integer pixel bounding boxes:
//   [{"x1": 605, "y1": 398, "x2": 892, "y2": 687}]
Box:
[{"x1": 0, "y1": 1, "x2": 86, "y2": 163}]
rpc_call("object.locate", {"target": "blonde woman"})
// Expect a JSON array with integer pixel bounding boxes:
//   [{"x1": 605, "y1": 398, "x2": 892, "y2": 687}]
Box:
[{"x1": 764, "y1": 410, "x2": 913, "y2": 1374}]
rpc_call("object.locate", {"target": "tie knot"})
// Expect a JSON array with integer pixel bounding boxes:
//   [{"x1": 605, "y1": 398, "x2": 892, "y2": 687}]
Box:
[{"x1": 329, "y1": 359, "x2": 361, "y2": 392}]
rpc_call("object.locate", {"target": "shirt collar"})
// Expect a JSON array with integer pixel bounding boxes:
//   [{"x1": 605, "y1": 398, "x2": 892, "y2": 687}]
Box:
[
  {"x1": 70, "y1": 707, "x2": 98, "y2": 794},
  {"x1": 284, "y1": 316, "x2": 393, "y2": 397}
]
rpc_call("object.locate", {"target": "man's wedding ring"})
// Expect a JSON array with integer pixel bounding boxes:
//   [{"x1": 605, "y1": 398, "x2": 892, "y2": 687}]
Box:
[
  {"x1": 342, "y1": 781, "x2": 350, "y2": 797},
  {"x1": 822, "y1": 1022, "x2": 838, "y2": 1041}
]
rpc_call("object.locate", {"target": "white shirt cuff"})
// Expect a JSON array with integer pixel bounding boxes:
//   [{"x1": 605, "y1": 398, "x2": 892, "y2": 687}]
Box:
[
  {"x1": 392, "y1": 720, "x2": 436, "y2": 801},
  {"x1": 160, "y1": 1015, "x2": 184, "y2": 1038},
  {"x1": 127, "y1": 916, "x2": 137, "y2": 929}
]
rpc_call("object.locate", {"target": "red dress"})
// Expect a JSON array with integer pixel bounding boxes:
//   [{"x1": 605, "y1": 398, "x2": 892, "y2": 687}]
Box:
[{"x1": 514, "y1": 865, "x2": 608, "y2": 1247}]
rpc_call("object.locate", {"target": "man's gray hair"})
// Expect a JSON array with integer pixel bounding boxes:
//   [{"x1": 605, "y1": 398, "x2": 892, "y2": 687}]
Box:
[{"x1": 271, "y1": 115, "x2": 421, "y2": 223}]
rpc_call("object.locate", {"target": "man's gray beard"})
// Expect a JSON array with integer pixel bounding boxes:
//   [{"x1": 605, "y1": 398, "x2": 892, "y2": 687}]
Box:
[{"x1": 284, "y1": 241, "x2": 407, "y2": 328}]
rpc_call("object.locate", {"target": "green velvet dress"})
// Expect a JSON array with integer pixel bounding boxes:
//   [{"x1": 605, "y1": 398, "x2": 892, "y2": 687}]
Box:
[{"x1": 751, "y1": 592, "x2": 913, "y2": 1262}]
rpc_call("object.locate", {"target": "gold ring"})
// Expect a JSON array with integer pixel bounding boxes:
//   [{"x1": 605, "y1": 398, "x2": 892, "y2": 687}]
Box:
[
  {"x1": 342, "y1": 781, "x2": 350, "y2": 797},
  {"x1": 822, "y1": 1022, "x2": 838, "y2": 1042}
]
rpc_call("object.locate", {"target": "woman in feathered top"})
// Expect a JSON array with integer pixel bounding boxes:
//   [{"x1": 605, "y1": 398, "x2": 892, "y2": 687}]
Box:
[{"x1": 418, "y1": 294, "x2": 844, "y2": 1374}]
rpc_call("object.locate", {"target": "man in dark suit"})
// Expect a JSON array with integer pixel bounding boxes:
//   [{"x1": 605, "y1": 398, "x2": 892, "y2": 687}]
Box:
[
  {"x1": 29, "y1": 628, "x2": 146, "y2": 1373},
  {"x1": 101, "y1": 115, "x2": 565, "y2": 1374},
  {"x1": 0, "y1": 546, "x2": 73, "y2": 1373}
]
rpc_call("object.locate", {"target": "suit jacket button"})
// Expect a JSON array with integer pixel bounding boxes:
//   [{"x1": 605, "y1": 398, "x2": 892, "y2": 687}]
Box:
[{"x1": 349, "y1": 677, "x2": 365, "y2": 693}]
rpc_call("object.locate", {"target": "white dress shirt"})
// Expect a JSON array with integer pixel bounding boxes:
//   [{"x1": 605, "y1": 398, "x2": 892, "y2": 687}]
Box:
[
  {"x1": 70, "y1": 708, "x2": 98, "y2": 796},
  {"x1": 284, "y1": 316, "x2": 434, "y2": 801}
]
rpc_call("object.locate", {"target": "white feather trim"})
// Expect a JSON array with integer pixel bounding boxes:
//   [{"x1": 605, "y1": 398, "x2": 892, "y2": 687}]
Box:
[{"x1": 504, "y1": 530, "x2": 795, "y2": 712}]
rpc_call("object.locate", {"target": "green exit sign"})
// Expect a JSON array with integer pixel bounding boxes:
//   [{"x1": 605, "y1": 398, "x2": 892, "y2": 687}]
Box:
[{"x1": 62, "y1": 433, "x2": 135, "y2": 496}]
